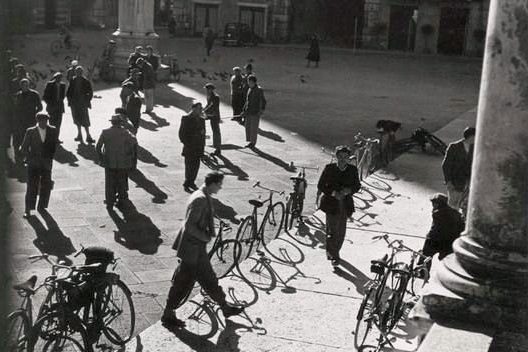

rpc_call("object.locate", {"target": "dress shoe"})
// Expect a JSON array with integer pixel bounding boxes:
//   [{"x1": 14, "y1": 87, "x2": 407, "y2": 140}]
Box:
[
  {"x1": 86, "y1": 136, "x2": 95, "y2": 144},
  {"x1": 331, "y1": 258, "x2": 341, "y2": 267},
  {"x1": 161, "y1": 314, "x2": 186, "y2": 328},
  {"x1": 74, "y1": 135, "x2": 83, "y2": 142},
  {"x1": 221, "y1": 302, "x2": 244, "y2": 318},
  {"x1": 23, "y1": 210, "x2": 31, "y2": 218},
  {"x1": 245, "y1": 142, "x2": 254, "y2": 148}
]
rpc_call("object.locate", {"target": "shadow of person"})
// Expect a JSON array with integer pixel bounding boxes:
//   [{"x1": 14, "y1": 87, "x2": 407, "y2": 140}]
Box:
[
  {"x1": 108, "y1": 200, "x2": 162, "y2": 254},
  {"x1": 289, "y1": 221, "x2": 326, "y2": 249},
  {"x1": 137, "y1": 146, "x2": 168, "y2": 167},
  {"x1": 155, "y1": 84, "x2": 195, "y2": 111},
  {"x1": 27, "y1": 210, "x2": 76, "y2": 261},
  {"x1": 76, "y1": 143, "x2": 99, "y2": 164},
  {"x1": 146, "y1": 112, "x2": 170, "y2": 128},
  {"x1": 216, "y1": 154, "x2": 249, "y2": 181},
  {"x1": 335, "y1": 258, "x2": 371, "y2": 295},
  {"x1": 53, "y1": 145, "x2": 79, "y2": 166},
  {"x1": 251, "y1": 147, "x2": 295, "y2": 172},
  {"x1": 138, "y1": 119, "x2": 160, "y2": 132},
  {"x1": 128, "y1": 169, "x2": 168, "y2": 204},
  {"x1": 212, "y1": 198, "x2": 240, "y2": 225},
  {"x1": 258, "y1": 128, "x2": 284, "y2": 143}
]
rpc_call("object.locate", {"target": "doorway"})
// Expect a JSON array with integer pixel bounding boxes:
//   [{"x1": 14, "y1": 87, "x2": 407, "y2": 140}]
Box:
[
  {"x1": 437, "y1": 6, "x2": 469, "y2": 55},
  {"x1": 194, "y1": 3, "x2": 219, "y2": 35},
  {"x1": 239, "y1": 6, "x2": 265, "y2": 38},
  {"x1": 44, "y1": 0, "x2": 57, "y2": 28},
  {"x1": 388, "y1": 5, "x2": 417, "y2": 51}
]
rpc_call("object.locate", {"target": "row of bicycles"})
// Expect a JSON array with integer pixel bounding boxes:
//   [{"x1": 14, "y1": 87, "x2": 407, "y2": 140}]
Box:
[{"x1": 5, "y1": 247, "x2": 134, "y2": 352}]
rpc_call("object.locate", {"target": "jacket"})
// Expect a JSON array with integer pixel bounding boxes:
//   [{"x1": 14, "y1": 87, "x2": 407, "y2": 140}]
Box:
[
  {"x1": 242, "y1": 85, "x2": 266, "y2": 115},
  {"x1": 15, "y1": 89, "x2": 43, "y2": 131},
  {"x1": 145, "y1": 54, "x2": 160, "y2": 71},
  {"x1": 442, "y1": 140, "x2": 473, "y2": 191},
  {"x1": 230, "y1": 75, "x2": 244, "y2": 96},
  {"x1": 203, "y1": 92, "x2": 220, "y2": 121},
  {"x1": 423, "y1": 205, "x2": 464, "y2": 259},
  {"x1": 66, "y1": 76, "x2": 93, "y2": 109},
  {"x1": 171, "y1": 188, "x2": 216, "y2": 264},
  {"x1": 140, "y1": 62, "x2": 156, "y2": 89},
  {"x1": 19, "y1": 125, "x2": 57, "y2": 170},
  {"x1": 179, "y1": 112, "x2": 205, "y2": 158},
  {"x1": 317, "y1": 163, "x2": 361, "y2": 216},
  {"x1": 95, "y1": 125, "x2": 138, "y2": 169},
  {"x1": 43, "y1": 81, "x2": 66, "y2": 114}
]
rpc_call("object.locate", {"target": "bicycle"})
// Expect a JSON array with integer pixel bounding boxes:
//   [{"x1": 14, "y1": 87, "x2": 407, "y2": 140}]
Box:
[
  {"x1": 354, "y1": 133, "x2": 381, "y2": 181},
  {"x1": 236, "y1": 181, "x2": 285, "y2": 262},
  {"x1": 161, "y1": 54, "x2": 182, "y2": 82},
  {"x1": 284, "y1": 162, "x2": 318, "y2": 231},
  {"x1": 393, "y1": 127, "x2": 447, "y2": 156},
  {"x1": 50, "y1": 36, "x2": 81, "y2": 56},
  {"x1": 354, "y1": 234, "x2": 431, "y2": 351},
  {"x1": 90, "y1": 41, "x2": 117, "y2": 83}
]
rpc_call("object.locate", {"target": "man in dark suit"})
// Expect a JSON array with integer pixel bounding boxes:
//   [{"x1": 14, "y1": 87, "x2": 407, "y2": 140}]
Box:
[
  {"x1": 230, "y1": 67, "x2": 244, "y2": 120},
  {"x1": 19, "y1": 113, "x2": 58, "y2": 218},
  {"x1": 145, "y1": 46, "x2": 160, "y2": 71},
  {"x1": 179, "y1": 102, "x2": 206, "y2": 192},
  {"x1": 419, "y1": 193, "x2": 465, "y2": 272},
  {"x1": 127, "y1": 46, "x2": 144, "y2": 76},
  {"x1": 442, "y1": 127, "x2": 475, "y2": 214},
  {"x1": 96, "y1": 115, "x2": 138, "y2": 210},
  {"x1": 162, "y1": 171, "x2": 243, "y2": 328},
  {"x1": 43, "y1": 72, "x2": 66, "y2": 142},
  {"x1": 66, "y1": 66, "x2": 94, "y2": 143},
  {"x1": 136, "y1": 58, "x2": 156, "y2": 113},
  {"x1": 14, "y1": 78, "x2": 42, "y2": 164},
  {"x1": 240, "y1": 75, "x2": 266, "y2": 148},
  {"x1": 203, "y1": 83, "x2": 221, "y2": 155}
]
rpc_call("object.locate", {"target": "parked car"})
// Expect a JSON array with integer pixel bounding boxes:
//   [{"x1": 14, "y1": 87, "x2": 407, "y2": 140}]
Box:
[{"x1": 223, "y1": 23, "x2": 261, "y2": 46}]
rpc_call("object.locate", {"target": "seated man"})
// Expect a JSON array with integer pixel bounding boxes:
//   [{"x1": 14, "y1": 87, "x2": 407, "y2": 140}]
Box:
[{"x1": 419, "y1": 193, "x2": 465, "y2": 272}]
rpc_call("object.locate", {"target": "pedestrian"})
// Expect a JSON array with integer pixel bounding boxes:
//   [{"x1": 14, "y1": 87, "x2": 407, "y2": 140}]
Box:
[
  {"x1": 122, "y1": 81, "x2": 142, "y2": 131},
  {"x1": 179, "y1": 102, "x2": 206, "y2": 192},
  {"x1": 203, "y1": 83, "x2": 221, "y2": 155},
  {"x1": 161, "y1": 171, "x2": 244, "y2": 328},
  {"x1": 418, "y1": 193, "x2": 464, "y2": 272},
  {"x1": 230, "y1": 66, "x2": 244, "y2": 120},
  {"x1": 240, "y1": 75, "x2": 266, "y2": 148},
  {"x1": 168, "y1": 17, "x2": 176, "y2": 37},
  {"x1": 96, "y1": 114, "x2": 138, "y2": 210},
  {"x1": 66, "y1": 66, "x2": 94, "y2": 143},
  {"x1": 317, "y1": 145, "x2": 361, "y2": 267},
  {"x1": 65, "y1": 60, "x2": 78, "y2": 83},
  {"x1": 13, "y1": 79, "x2": 42, "y2": 163},
  {"x1": 241, "y1": 63, "x2": 253, "y2": 110},
  {"x1": 42, "y1": 72, "x2": 66, "y2": 143},
  {"x1": 127, "y1": 46, "x2": 144, "y2": 76},
  {"x1": 306, "y1": 34, "x2": 320, "y2": 68},
  {"x1": 136, "y1": 57, "x2": 156, "y2": 114},
  {"x1": 19, "y1": 113, "x2": 58, "y2": 218},
  {"x1": 442, "y1": 127, "x2": 475, "y2": 215},
  {"x1": 11, "y1": 64, "x2": 35, "y2": 92},
  {"x1": 145, "y1": 46, "x2": 160, "y2": 72},
  {"x1": 204, "y1": 27, "x2": 215, "y2": 57},
  {"x1": 120, "y1": 68, "x2": 142, "y2": 108}
]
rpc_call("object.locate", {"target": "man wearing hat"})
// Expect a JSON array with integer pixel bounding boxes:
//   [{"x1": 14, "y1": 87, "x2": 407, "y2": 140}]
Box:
[
  {"x1": 43, "y1": 72, "x2": 66, "y2": 142},
  {"x1": 442, "y1": 126, "x2": 475, "y2": 215},
  {"x1": 418, "y1": 193, "x2": 465, "y2": 271},
  {"x1": 19, "y1": 113, "x2": 58, "y2": 218},
  {"x1": 66, "y1": 60, "x2": 78, "y2": 83},
  {"x1": 179, "y1": 102, "x2": 206, "y2": 192},
  {"x1": 136, "y1": 57, "x2": 156, "y2": 113},
  {"x1": 230, "y1": 67, "x2": 244, "y2": 120},
  {"x1": 203, "y1": 83, "x2": 221, "y2": 155},
  {"x1": 13, "y1": 78, "x2": 42, "y2": 163},
  {"x1": 96, "y1": 115, "x2": 138, "y2": 210}
]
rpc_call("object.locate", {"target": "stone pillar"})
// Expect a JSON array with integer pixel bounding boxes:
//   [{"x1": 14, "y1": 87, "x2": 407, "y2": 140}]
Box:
[
  {"x1": 425, "y1": 0, "x2": 528, "y2": 328},
  {"x1": 111, "y1": 0, "x2": 163, "y2": 81}
]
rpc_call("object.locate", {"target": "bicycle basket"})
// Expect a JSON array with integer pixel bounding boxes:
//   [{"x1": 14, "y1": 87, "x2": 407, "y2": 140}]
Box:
[
  {"x1": 84, "y1": 247, "x2": 114, "y2": 273},
  {"x1": 61, "y1": 279, "x2": 94, "y2": 310},
  {"x1": 370, "y1": 254, "x2": 388, "y2": 275}
]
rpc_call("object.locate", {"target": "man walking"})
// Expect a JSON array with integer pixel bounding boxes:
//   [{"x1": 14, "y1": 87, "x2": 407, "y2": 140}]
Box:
[
  {"x1": 240, "y1": 75, "x2": 266, "y2": 148},
  {"x1": 203, "y1": 83, "x2": 221, "y2": 155},
  {"x1": 161, "y1": 171, "x2": 244, "y2": 328},
  {"x1": 127, "y1": 46, "x2": 143, "y2": 76},
  {"x1": 136, "y1": 58, "x2": 156, "y2": 114},
  {"x1": 230, "y1": 67, "x2": 244, "y2": 120},
  {"x1": 145, "y1": 46, "x2": 160, "y2": 72},
  {"x1": 67, "y1": 66, "x2": 94, "y2": 143},
  {"x1": 179, "y1": 102, "x2": 205, "y2": 192},
  {"x1": 43, "y1": 72, "x2": 66, "y2": 142},
  {"x1": 19, "y1": 113, "x2": 58, "y2": 218},
  {"x1": 13, "y1": 79, "x2": 42, "y2": 163},
  {"x1": 442, "y1": 127, "x2": 475, "y2": 214},
  {"x1": 96, "y1": 115, "x2": 138, "y2": 210}
]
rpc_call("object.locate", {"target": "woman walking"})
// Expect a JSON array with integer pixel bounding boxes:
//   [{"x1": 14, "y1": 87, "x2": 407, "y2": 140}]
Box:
[{"x1": 306, "y1": 34, "x2": 320, "y2": 67}]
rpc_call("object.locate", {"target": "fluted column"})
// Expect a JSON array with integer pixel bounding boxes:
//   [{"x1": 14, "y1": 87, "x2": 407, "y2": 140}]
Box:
[{"x1": 427, "y1": 0, "x2": 528, "y2": 325}]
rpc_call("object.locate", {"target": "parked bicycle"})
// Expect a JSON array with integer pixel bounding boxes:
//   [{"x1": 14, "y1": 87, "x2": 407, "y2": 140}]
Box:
[
  {"x1": 50, "y1": 34, "x2": 81, "y2": 56},
  {"x1": 236, "y1": 181, "x2": 285, "y2": 262},
  {"x1": 89, "y1": 40, "x2": 117, "y2": 83},
  {"x1": 393, "y1": 127, "x2": 447, "y2": 156},
  {"x1": 354, "y1": 234, "x2": 431, "y2": 351},
  {"x1": 354, "y1": 133, "x2": 381, "y2": 181},
  {"x1": 285, "y1": 162, "x2": 318, "y2": 231},
  {"x1": 161, "y1": 54, "x2": 182, "y2": 82}
]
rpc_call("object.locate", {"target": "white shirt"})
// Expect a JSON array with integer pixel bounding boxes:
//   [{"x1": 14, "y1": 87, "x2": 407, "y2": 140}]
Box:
[{"x1": 37, "y1": 125, "x2": 46, "y2": 143}]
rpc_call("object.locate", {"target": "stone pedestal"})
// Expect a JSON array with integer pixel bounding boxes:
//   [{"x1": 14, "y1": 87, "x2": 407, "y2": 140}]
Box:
[
  {"x1": 423, "y1": 0, "x2": 528, "y2": 330},
  {"x1": 111, "y1": 0, "x2": 169, "y2": 81}
]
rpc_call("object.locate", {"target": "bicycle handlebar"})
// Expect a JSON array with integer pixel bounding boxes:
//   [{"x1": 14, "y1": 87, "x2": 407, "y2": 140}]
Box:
[
  {"x1": 289, "y1": 162, "x2": 319, "y2": 171},
  {"x1": 253, "y1": 181, "x2": 285, "y2": 195},
  {"x1": 373, "y1": 234, "x2": 429, "y2": 260}
]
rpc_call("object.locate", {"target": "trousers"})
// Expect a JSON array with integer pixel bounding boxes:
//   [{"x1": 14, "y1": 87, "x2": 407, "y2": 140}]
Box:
[
  {"x1": 231, "y1": 94, "x2": 244, "y2": 116},
  {"x1": 209, "y1": 118, "x2": 221, "y2": 149},
  {"x1": 49, "y1": 111, "x2": 63, "y2": 138},
  {"x1": 166, "y1": 243, "x2": 226, "y2": 310},
  {"x1": 26, "y1": 166, "x2": 53, "y2": 211},
  {"x1": 105, "y1": 168, "x2": 129, "y2": 204},
  {"x1": 325, "y1": 200, "x2": 348, "y2": 260},
  {"x1": 144, "y1": 88, "x2": 155, "y2": 112},
  {"x1": 184, "y1": 156, "x2": 200, "y2": 186},
  {"x1": 244, "y1": 113, "x2": 261, "y2": 145}
]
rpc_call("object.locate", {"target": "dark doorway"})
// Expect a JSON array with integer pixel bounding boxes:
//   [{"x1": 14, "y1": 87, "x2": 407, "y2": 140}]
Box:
[
  {"x1": 194, "y1": 3, "x2": 219, "y2": 35},
  {"x1": 388, "y1": 5, "x2": 417, "y2": 51},
  {"x1": 44, "y1": 0, "x2": 57, "y2": 28},
  {"x1": 437, "y1": 6, "x2": 469, "y2": 55},
  {"x1": 239, "y1": 6, "x2": 265, "y2": 38}
]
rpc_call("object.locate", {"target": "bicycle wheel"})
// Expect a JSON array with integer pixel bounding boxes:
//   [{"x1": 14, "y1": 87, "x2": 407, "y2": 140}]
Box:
[
  {"x1": 236, "y1": 216, "x2": 255, "y2": 260},
  {"x1": 236, "y1": 256, "x2": 275, "y2": 292},
  {"x1": 261, "y1": 202, "x2": 285, "y2": 247},
  {"x1": 28, "y1": 311, "x2": 89, "y2": 352},
  {"x1": 178, "y1": 300, "x2": 218, "y2": 339},
  {"x1": 427, "y1": 135, "x2": 447, "y2": 155},
  {"x1": 70, "y1": 40, "x2": 81, "y2": 52},
  {"x1": 50, "y1": 41, "x2": 62, "y2": 55},
  {"x1": 354, "y1": 287, "x2": 376, "y2": 349},
  {"x1": 284, "y1": 197, "x2": 298, "y2": 232},
  {"x1": 4, "y1": 310, "x2": 29, "y2": 352},
  {"x1": 100, "y1": 279, "x2": 135, "y2": 345},
  {"x1": 209, "y1": 239, "x2": 241, "y2": 279},
  {"x1": 380, "y1": 289, "x2": 405, "y2": 333}
]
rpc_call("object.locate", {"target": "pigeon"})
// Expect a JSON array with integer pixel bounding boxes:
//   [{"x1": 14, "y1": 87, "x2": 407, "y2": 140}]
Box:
[
  {"x1": 248, "y1": 58, "x2": 254, "y2": 63},
  {"x1": 300, "y1": 75, "x2": 306, "y2": 83},
  {"x1": 187, "y1": 59, "x2": 192, "y2": 63}
]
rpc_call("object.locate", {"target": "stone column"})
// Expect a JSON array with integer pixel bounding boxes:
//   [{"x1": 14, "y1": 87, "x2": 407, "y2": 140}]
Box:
[
  {"x1": 111, "y1": 0, "x2": 161, "y2": 81},
  {"x1": 425, "y1": 0, "x2": 528, "y2": 327}
]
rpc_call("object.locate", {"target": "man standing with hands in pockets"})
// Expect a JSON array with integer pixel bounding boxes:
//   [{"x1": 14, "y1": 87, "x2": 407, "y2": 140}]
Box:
[{"x1": 240, "y1": 75, "x2": 266, "y2": 148}]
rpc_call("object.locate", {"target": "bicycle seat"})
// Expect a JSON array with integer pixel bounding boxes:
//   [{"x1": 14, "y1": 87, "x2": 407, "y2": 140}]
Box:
[
  {"x1": 13, "y1": 275, "x2": 37, "y2": 294},
  {"x1": 370, "y1": 254, "x2": 388, "y2": 266},
  {"x1": 289, "y1": 176, "x2": 304, "y2": 181},
  {"x1": 249, "y1": 199, "x2": 264, "y2": 208},
  {"x1": 391, "y1": 263, "x2": 411, "y2": 276}
]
